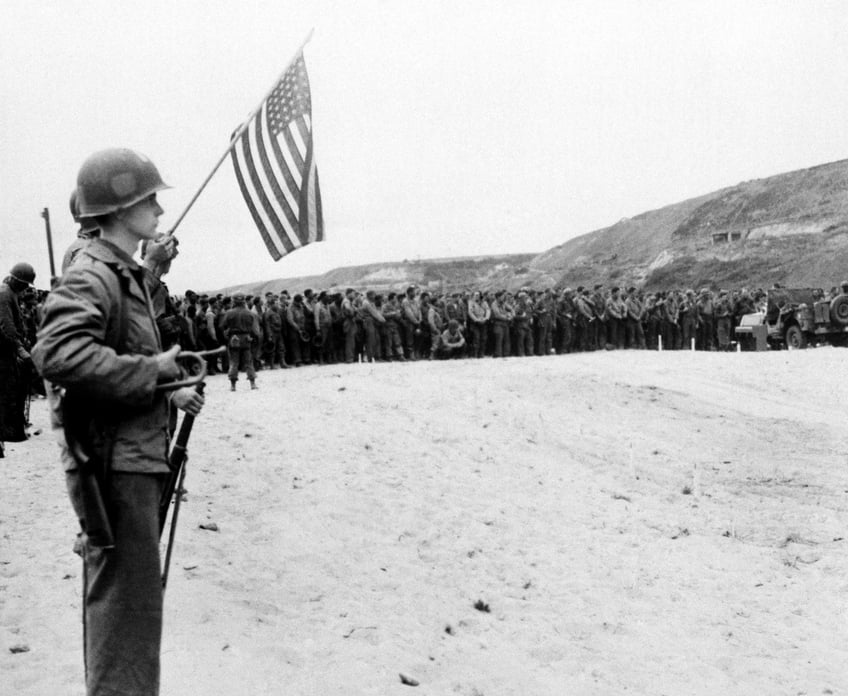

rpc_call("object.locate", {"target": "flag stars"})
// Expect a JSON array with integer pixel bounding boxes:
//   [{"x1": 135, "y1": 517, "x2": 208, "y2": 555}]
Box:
[{"x1": 264, "y1": 56, "x2": 311, "y2": 133}]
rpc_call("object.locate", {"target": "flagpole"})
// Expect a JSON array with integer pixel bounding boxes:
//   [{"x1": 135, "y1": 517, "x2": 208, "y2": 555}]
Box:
[{"x1": 165, "y1": 28, "x2": 315, "y2": 237}]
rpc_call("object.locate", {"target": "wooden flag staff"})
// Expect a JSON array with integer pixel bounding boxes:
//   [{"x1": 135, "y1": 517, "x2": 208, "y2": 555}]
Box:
[{"x1": 165, "y1": 28, "x2": 314, "y2": 237}]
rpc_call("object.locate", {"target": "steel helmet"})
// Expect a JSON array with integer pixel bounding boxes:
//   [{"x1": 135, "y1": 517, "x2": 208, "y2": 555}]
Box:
[
  {"x1": 75, "y1": 148, "x2": 170, "y2": 218},
  {"x1": 69, "y1": 190, "x2": 100, "y2": 232},
  {"x1": 9, "y1": 262, "x2": 36, "y2": 285}
]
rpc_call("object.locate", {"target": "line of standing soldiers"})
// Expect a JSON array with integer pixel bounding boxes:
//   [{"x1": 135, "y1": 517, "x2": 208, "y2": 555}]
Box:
[
  {"x1": 163, "y1": 287, "x2": 344, "y2": 371},
  {"x1": 154, "y1": 282, "x2": 766, "y2": 367}
]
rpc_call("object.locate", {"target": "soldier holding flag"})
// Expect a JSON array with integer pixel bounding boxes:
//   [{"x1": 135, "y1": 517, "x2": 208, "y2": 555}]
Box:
[{"x1": 33, "y1": 148, "x2": 205, "y2": 696}]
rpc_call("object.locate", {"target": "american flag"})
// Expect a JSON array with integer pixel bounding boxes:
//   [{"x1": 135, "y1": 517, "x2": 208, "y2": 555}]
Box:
[{"x1": 230, "y1": 53, "x2": 324, "y2": 260}]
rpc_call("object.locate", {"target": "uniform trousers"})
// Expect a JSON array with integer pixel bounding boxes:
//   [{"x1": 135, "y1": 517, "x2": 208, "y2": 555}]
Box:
[
  {"x1": 343, "y1": 319, "x2": 358, "y2": 363},
  {"x1": 698, "y1": 315, "x2": 715, "y2": 350},
  {"x1": 469, "y1": 322, "x2": 487, "y2": 358},
  {"x1": 556, "y1": 318, "x2": 574, "y2": 353},
  {"x1": 316, "y1": 325, "x2": 333, "y2": 363},
  {"x1": 535, "y1": 318, "x2": 552, "y2": 355},
  {"x1": 645, "y1": 318, "x2": 660, "y2": 350},
  {"x1": 574, "y1": 317, "x2": 591, "y2": 351},
  {"x1": 491, "y1": 321, "x2": 510, "y2": 358},
  {"x1": 716, "y1": 316, "x2": 732, "y2": 350},
  {"x1": 606, "y1": 317, "x2": 624, "y2": 349},
  {"x1": 625, "y1": 317, "x2": 646, "y2": 349},
  {"x1": 401, "y1": 320, "x2": 415, "y2": 359},
  {"x1": 592, "y1": 318, "x2": 606, "y2": 349},
  {"x1": 383, "y1": 321, "x2": 404, "y2": 359},
  {"x1": 263, "y1": 332, "x2": 284, "y2": 367},
  {"x1": 681, "y1": 317, "x2": 698, "y2": 349},
  {"x1": 363, "y1": 318, "x2": 380, "y2": 361},
  {"x1": 67, "y1": 471, "x2": 166, "y2": 696},
  {"x1": 228, "y1": 344, "x2": 257, "y2": 382},
  {"x1": 514, "y1": 322, "x2": 533, "y2": 356}
]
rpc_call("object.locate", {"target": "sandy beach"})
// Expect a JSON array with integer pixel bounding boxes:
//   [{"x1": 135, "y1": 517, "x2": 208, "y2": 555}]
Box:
[{"x1": 2, "y1": 348, "x2": 847, "y2": 695}]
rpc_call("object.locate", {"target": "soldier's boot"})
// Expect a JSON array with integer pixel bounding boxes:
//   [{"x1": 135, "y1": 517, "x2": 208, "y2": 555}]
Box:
[
  {"x1": 230, "y1": 380, "x2": 237, "y2": 392},
  {"x1": 250, "y1": 380, "x2": 258, "y2": 390}
]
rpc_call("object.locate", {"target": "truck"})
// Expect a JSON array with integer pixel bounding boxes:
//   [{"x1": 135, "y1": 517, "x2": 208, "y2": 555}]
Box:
[{"x1": 734, "y1": 287, "x2": 848, "y2": 350}]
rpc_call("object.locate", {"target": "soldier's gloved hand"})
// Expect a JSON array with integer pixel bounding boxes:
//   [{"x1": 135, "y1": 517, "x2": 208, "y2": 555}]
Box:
[
  {"x1": 171, "y1": 386, "x2": 205, "y2": 416},
  {"x1": 155, "y1": 344, "x2": 182, "y2": 381},
  {"x1": 145, "y1": 234, "x2": 179, "y2": 264}
]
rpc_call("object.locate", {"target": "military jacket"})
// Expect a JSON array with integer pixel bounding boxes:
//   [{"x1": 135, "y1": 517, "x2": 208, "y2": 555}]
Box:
[
  {"x1": 0, "y1": 283, "x2": 27, "y2": 359},
  {"x1": 32, "y1": 239, "x2": 169, "y2": 474},
  {"x1": 221, "y1": 306, "x2": 259, "y2": 337}
]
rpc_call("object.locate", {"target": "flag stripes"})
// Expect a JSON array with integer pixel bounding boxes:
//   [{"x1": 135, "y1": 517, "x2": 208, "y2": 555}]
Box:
[{"x1": 230, "y1": 53, "x2": 323, "y2": 260}]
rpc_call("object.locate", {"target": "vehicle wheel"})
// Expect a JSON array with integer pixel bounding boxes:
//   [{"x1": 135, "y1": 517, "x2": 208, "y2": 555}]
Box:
[
  {"x1": 830, "y1": 295, "x2": 848, "y2": 325},
  {"x1": 784, "y1": 325, "x2": 807, "y2": 349}
]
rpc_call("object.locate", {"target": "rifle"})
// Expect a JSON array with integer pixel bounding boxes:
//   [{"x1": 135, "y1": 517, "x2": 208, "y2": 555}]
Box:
[
  {"x1": 159, "y1": 346, "x2": 224, "y2": 590},
  {"x1": 159, "y1": 382, "x2": 203, "y2": 590},
  {"x1": 23, "y1": 363, "x2": 32, "y2": 430}
]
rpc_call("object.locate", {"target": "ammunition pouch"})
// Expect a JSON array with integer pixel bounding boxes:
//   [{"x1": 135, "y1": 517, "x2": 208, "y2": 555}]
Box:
[{"x1": 228, "y1": 333, "x2": 250, "y2": 349}]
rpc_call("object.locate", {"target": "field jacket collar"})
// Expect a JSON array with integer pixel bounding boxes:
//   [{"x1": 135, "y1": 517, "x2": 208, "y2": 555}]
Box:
[{"x1": 82, "y1": 238, "x2": 148, "y2": 305}]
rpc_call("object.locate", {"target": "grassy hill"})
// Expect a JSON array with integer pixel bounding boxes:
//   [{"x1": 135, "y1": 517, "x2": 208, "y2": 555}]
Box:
[
  {"x1": 216, "y1": 158, "x2": 848, "y2": 296},
  {"x1": 533, "y1": 158, "x2": 848, "y2": 291},
  {"x1": 216, "y1": 253, "x2": 540, "y2": 297}
]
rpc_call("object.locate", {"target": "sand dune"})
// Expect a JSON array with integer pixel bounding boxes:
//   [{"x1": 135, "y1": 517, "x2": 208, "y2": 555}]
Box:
[{"x1": 2, "y1": 349, "x2": 847, "y2": 695}]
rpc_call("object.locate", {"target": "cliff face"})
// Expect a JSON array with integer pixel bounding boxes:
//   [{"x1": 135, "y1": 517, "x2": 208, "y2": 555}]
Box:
[
  {"x1": 218, "y1": 158, "x2": 848, "y2": 297},
  {"x1": 532, "y1": 158, "x2": 848, "y2": 291}
]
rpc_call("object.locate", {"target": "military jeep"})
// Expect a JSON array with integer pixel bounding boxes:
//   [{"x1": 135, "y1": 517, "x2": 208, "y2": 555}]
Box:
[{"x1": 734, "y1": 287, "x2": 848, "y2": 349}]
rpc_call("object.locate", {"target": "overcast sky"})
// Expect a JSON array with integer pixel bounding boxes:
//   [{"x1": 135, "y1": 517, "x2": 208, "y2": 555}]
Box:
[{"x1": 2, "y1": 1, "x2": 846, "y2": 292}]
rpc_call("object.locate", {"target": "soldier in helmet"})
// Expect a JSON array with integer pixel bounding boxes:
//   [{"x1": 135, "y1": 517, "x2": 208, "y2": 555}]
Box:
[
  {"x1": 32, "y1": 148, "x2": 205, "y2": 696},
  {"x1": 0, "y1": 262, "x2": 36, "y2": 452},
  {"x1": 573, "y1": 287, "x2": 594, "y2": 352},
  {"x1": 262, "y1": 295, "x2": 285, "y2": 368},
  {"x1": 679, "y1": 289, "x2": 700, "y2": 350},
  {"x1": 714, "y1": 290, "x2": 734, "y2": 351},
  {"x1": 401, "y1": 285, "x2": 423, "y2": 360},
  {"x1": 220, "y1": 293, "x2": 259, "y2": 390},
  {"x1": 489, "y1": 290, "x2": 512, "y2": 357},
  {"x1": 61, "y1": 190, "x2": 101, "y2": 275},
  {"x1": 605, "y1": 287, "x2": 625, "y2": 349},
  {"x1": 624, "y1": 286, "x2": 646, "y2": 349},
  {"x1": 466, "y1": 290, "x2": 491, "y2": 358},
  {"x1": 555, "y1": 287, "x2": 576, "y2": 354},
  {"x1": 286, "y1": 293, "x2": 309, "y2": 366},
  {"x1": 379, "y1": 291, "x2": 406, "y2": 361},
  {"x1": 360, "y1": 289, "x2": 386, "y2": 362},
  {"x1": 340, "y1": 288, "x2": 358, "y2": 363}
]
